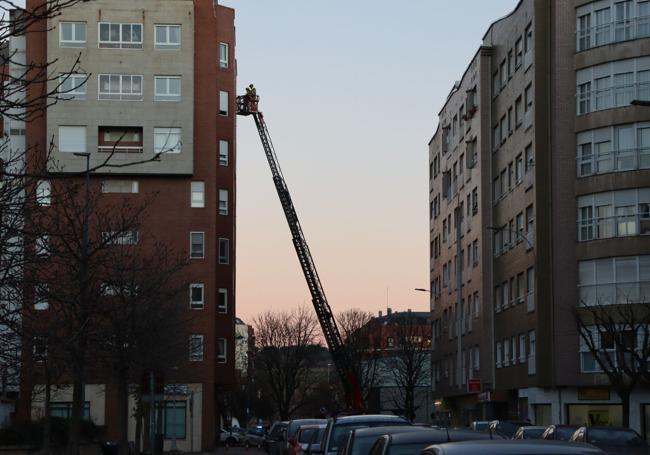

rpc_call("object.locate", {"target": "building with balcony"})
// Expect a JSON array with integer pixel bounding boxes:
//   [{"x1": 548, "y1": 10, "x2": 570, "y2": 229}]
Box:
[
  {"x1": 5, "y1": 0, "x2": 237, "y2": 450},
  {"x1": 428, "y1": 0, "x2": 650, "y2": 437}
]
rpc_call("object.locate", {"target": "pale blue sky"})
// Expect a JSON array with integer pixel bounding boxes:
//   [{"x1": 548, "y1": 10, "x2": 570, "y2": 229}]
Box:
[{"x1": 223, "y1": 0, "x2": 517, "y2": 321}]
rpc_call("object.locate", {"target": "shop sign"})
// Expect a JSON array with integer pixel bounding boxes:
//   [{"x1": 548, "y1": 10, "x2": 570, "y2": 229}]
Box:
[
  {"x1": 577, "y1": 388, "x2": 610, "y2": 401},
  {"x1": 468, "y1": 378, "x2": 481, "y2": 393}
]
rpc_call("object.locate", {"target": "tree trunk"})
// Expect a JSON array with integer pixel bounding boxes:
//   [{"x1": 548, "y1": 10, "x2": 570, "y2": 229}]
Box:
[
  {"x1": 67, "y1": 363, "x2": 84, "y2": 455},
  {"x1": 42, "y1": 372, "x2": 51, "y2": 455},
  {"x1": 116, "y1": 368, "x2": 130, "y2": 455}
]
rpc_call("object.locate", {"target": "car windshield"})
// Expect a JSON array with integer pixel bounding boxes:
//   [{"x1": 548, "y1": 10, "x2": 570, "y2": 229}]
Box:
[
  {"x1": 351, "y1": 435, "x2": 386, "y2": 455},
  {"x1": 387, "y1": 443, "x2": 428, "y2": 455},
  {"x1": 587, "y1": 429, "x2": 645, "y2": 447},
  {"x1": 300, "y1": 428, "x2": 323, "y2": 444}
]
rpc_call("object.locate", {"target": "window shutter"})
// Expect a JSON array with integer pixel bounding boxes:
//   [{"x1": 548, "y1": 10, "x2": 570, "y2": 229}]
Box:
[{"x1": 59, "y1": 126, "x2": 86, "y2": 153}]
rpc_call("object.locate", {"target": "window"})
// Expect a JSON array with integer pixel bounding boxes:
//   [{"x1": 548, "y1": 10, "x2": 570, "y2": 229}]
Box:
[
  {"x1": 59, "y1": 126, "x2": 86, "y2": 153},
  {"x1": 99, "y1": 127, "x2": 143, "y2": 153},
  {"x1": 472, "y1": 240, "x2": 479, "y2": 266},
  {"x1": 98, "y1": 74, "x2": 143, "y2": 101},
  {"x1": 189, "y1": 335, "x2": 204, "y2": 361},
  {"x1": 99, "y1": 23, "x2": 143, "y2": 49},
  {"x1": 219, "y1": 140, "x2": 229, "y2": 166},
  {"x1": 36, "y1": 180, "x2": 51, "y2": 206},
  {"x1": 191, "y1": 182, "x2": 205, "y2": 208},
  {"x1": 218, "y1": 338, "x2": 227, "y2": 363},
  {"x1": 500, "y1": 60, "x2": 507, "y2": 89},
  {"x1": 218, "y1": 238, "x2": 229, "y2": 264},
  {"x1": 219, "y1": 42, "x2": 229, "y2": 68},
  {"x1": 59, "y1": 22, "x2": 86, "y2": 48},
  {"x1": 190, "y1": 232, "x2": 205, "y2": 259},
  {"x1": 217, "y1": 288, "x2": 228, "y2": 313},
  {"x1": 34, "y1": 284, "x2": 48, "y2": 310},
  {"x1": 59, "y1": 74, "x2": 87, "y2": 100},
  {"x1": 161, "y1": 401, "x2": 186, "y2": 439},
  {"x1": 492, "y1": 71, "x2": 500, "y2": 97},
  {"x1": 515, "y1": 96, "x2": 523, "y2": 126},
  {"x1": 154, "y1": 76, "x2": 181, "y2": 102},
  {"x1": 508, "y1": 50, "x2": 514, "y2": 77},
  {"x1": 577, "y1": 189, "x2": 650, "y2": 241},
  {"x1": 519, "y1": 334, "x2": 527, "y2": 363},
  {"x1": 219, "y1": 91, "x2": 229, "y2": 116},
  {"x1": 524, "y1": 83, "x2": 533, "y2": 111},
  {"x1": 578, "y1": 255, "x2": 650, "y2": 305},
  {"x1": 154, "y1": 127, "x2": 182, "y2": 154},
  {"x1": 219, "y1": 189, "x2": 229, "y2": 215},
  {"x1": 155, "y1": 25, "x2": 181, "y2": 50},
  {"x1": 50, "y1": 402, "x2": 90, "y2": 419},
  {"x1": 35, "y1": 235, "x2": 49, "y2": 257},
  {"x1": 496, "y1": 341, "x2": 503, "y2": 368},
  {"x1": 190, "y1": 283, "x2": 204, "y2": 310},
  {"x1": 528, "y1": 330, "x2": 536, "y2": 375},
  {"x1": 102, "y1": 231, "x2": 139, "y2": 246},
  {"x1": 102, "y1": 180, "x2": 139, "y2": 194},
  {"x1": 515, "y1": 154, "x2": 524, "y2": 182},
  {"x1": 515, "y1": 37, "x2": 523, "y2": 68},
  {"x1": 525, "y1": 23, "x2": 533, "y2": 53}
]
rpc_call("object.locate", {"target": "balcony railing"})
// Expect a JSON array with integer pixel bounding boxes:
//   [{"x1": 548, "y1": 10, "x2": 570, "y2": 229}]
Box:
[
  {"x1": 98, "y1": 145, "x2": 144, "y2": 154},
  {"x1": 578, "y1": 82, "x2": 650, "y2": 115},
  {"x1": 577, "y1": 146, "x2": 650, "y2": 177},
  {"x1": 577, "y1": 16, "x2": 650, "y2": 52},
  {"x1": 577, "y1": 214, "x2": 650, "y2": 241},
  {"x1": 579, "y1": 280, "x2": 650, "y2": 306}
]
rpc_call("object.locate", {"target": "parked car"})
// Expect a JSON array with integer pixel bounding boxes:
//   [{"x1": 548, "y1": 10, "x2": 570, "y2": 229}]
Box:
[
  {"x1": 220, "y1": 428, "x2": 244, "y2": 446},
  {"x1": 339, "y1": 426, "x2": 436, "y2": 455},
  {"x1": 368, "y1": 428, "x2": 496, "y2": 455},
  {"x1": 291, "y1": 424, "x2": 326, "y2": 455},
  {"x1": 286, "y1": 419, "x2": 327, "y2": 455},
  {"x1": 421, "y1": 440, "x2": 606, "y2": 455},
  {"x1": 267, "y1": 421, "x2": 290, "y2": 455},
  {"x1": 488, "y1": 420, "x2": 532, "y2": 438},
  {"x1": 245, "y1": 426, "x2": 267, "y2": 449},
  {"x1": 321, "y1": 415, "x2": 411, "y2": 455},
  {"x1": 469, "y1": 421, "x2": 489, "y2": 432},
  {"x1": 570, "y1": 426, "x2": 648, "y2": 455},
  {"x1": 512, "y1": 426, "x2": 547, "y2": 440},
  {"x1": 542, "y1": 425, "x2": 580, "y2": 441}
]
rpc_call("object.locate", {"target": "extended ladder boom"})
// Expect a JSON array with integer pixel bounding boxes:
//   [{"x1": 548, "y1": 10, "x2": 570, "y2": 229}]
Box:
[{"x1": 236, "y1": 95, "x2": 363, "y2": 411}]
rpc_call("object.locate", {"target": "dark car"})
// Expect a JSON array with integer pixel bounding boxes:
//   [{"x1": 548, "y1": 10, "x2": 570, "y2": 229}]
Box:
[
  {"x1": 368, "y1": 428, "x2": 497, "y2": 455},
  {"x1": 542, "y1": 425, "x2": 580, "y2": 442},
  {"x1": 570, "y1": 426, "x2": 648, "y2": 455},
  {"x1": 512, "y1": 426, "x2": 547, "y2": 440},
  {"x1": 339, "y1": 426, "x2": 434, "y2": 455},
  {"x1": 421, "y1": 440, "x2": 606, "y2": 455},
  {"x1": 321, "y1": 415, "x2": 411, "y2": 455},
  {"x1": 267, "y1": 421, "x2": 290, "y2": 455},
  {"x1": 488, "y1": 420, "x2": 532, "y2": 438}
]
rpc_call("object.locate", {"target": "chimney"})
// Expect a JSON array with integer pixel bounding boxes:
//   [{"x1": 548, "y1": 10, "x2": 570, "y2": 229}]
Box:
[
  {"x1": 378, "y1": 310, "x2": 382, "y2": 317},
  {"x1": 387, "y1": 307, "x2": 392, "y2": 315}
]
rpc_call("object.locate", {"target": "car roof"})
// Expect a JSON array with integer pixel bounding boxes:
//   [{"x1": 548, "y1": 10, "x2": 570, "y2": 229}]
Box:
[
  {"x1": 333, "y1": 415, "x2": 408, "y2": 424},
  {"x1": 520, "y1": 426, "x2": 548, "y2": 431},
  {"x1": 388, "y1": 429, "x2": 494, "y2": 445},
  {"x1": 427, "y1": 440, "x2": 605, "y2": 455},
  {"x1": 298, "y1": 424, "x2": 327, "y2": 430},
  {"x1": 352, "y1": 426, "x2": 426, "y2": 438}
]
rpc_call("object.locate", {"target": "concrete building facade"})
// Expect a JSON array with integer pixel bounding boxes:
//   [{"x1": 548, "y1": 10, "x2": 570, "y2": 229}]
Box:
[
  {"x1": 6, "y1": 1, "x2": 237, "y2": 450},
  {"x1": 429, "y1": 0, "x2": 650, "y2": 437}
]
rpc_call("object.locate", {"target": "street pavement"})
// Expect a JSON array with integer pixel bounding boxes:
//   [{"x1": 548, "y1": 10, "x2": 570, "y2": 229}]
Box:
[{"x1": 214, "y1": 446, "x2": 265, "y2": 455}]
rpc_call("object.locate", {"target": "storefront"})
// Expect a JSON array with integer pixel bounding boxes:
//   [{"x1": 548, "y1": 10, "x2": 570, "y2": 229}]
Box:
[{"x1": 567, "y1": 404, "x2": 623, "y2": 426}]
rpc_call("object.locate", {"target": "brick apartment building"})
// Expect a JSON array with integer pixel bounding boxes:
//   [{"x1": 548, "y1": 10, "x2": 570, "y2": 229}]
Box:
[
  {"x1": 429, "y1": 0, "x2": 650, "y2": 437},
  {"x1": 3, "y1": 0, "x2": 237, "y2": 450}
]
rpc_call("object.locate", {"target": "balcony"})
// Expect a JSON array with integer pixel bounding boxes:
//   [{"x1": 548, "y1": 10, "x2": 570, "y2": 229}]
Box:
[
  {"x1": 579, "y1": 280, "x2": 650, "y2": 306},
  {"x1": 578, "y1": 82, "x2": 650, "y2": 115},
  {"x1": 98, "y1": 126, "x2": 143, "y2": 154},
  {"x1": 578, "y1": 214, "x2": 650, "y2": 242},
  {"x1": 577, "y1": 17, "x2": 650, "y2": 52},
  {"x1": 577, "y1": 147, "x2": 650, "y2": 177}
]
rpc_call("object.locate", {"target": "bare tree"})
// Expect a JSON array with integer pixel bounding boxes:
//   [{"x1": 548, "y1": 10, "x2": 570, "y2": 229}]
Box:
[
  {"x1": 336, "y1": 309, "x2": 379, "y2": 407},
  {"x1": 574, "y1": 297, "x2": 650, "y2": 427},
  {"x1": 382, "y1": 314, "x2": 430, "y2": 421},
  {"x1": 253, "y1": 307, "x2": 320, "y2": 420}
]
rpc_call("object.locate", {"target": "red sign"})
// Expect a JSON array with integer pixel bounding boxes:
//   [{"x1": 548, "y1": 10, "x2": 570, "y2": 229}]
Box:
[{"x1": 467, "y1": 378, "x2": 481, "y2": 393}]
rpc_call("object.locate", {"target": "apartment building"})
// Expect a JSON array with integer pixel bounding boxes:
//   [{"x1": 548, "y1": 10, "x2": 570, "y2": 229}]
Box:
[
  {"x1": 7, "y1": 1, "x2": 237, "y2": 450},
  {"x1": 429, "y1": 0, "x2": 650, "y2": 436}
]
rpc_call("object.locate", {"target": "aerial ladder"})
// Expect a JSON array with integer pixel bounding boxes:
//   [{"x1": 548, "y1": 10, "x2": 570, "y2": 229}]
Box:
[{"x1": 236, "y1": 93, "x2": 364, "y2": 412}]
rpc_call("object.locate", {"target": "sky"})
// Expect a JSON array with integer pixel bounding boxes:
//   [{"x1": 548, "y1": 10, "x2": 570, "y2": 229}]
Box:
[{"x1": 219, "y1": 0, "x2": 517, "y2": 323}]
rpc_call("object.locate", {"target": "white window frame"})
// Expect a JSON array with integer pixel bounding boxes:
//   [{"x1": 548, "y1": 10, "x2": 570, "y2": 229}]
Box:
[
  {"x1": 218, "y1": 238, "x2": 229, "y2": 264},
  {"x1": 59, "y1": 22, "x2": 86, "y2": 48},
  {"x1": 101, "y1": 180, "x2": 139, "y2": 194},
  {"x1": 153, "y1": 127, "x2": 182, "y2": 154},
  {"x1": 219, "y1": 91, "x2": 229, "y2": 116},
  {"x1": 154, "y1": 24, "x2": 181, "y2": 50},
  {"x1": 219, "y1": 42, "x2": 229, "y2": 68},
  {"x1": 190, "y1": 232, "x2": 205, "y2": 259},
  {"x1": 154, "y1": 76, "x2": 181, "y2": 102},
  {"x1": 217, "y1": 338, "x2": 227, "y2": 363},
  {"x1": 189, "y1": 335, "x2": 204, "y2": 362},
  {"x1": 98, "y1": 74, "x2": 143, "y2": 101},
  {"x1": 189, "y1": 283, "x2": 205, "y2": 310},
  {"x1": 218, "y1": 189, "x2": 228, "y2": 215},
  {"x1": 191, "y1": 182, "x2": 205, "y2": 208},
  {"x1": 36, "y1": 180, "x2": 51, "y2": 206},
  {"x1": 58, "y1": 126, "x2": 87, "y2": 153},
  {"x1": 58, "y1": 74, "x2": 87, "y2": 100},
  {"x1": 219, "y1": 140, "x2": 229, "y2": 166},
  {"x1": 98, "y1": 22, "x2": 143, "y2": 49},
  {"x1": 217, "y1": 288, "x2": 228, "y2": 313}
]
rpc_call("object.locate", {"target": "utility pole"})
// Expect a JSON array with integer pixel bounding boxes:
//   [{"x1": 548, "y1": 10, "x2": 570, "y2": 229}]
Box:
[{"x1": 455, "y1": 206, "x2": 463, "y2": 390}]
